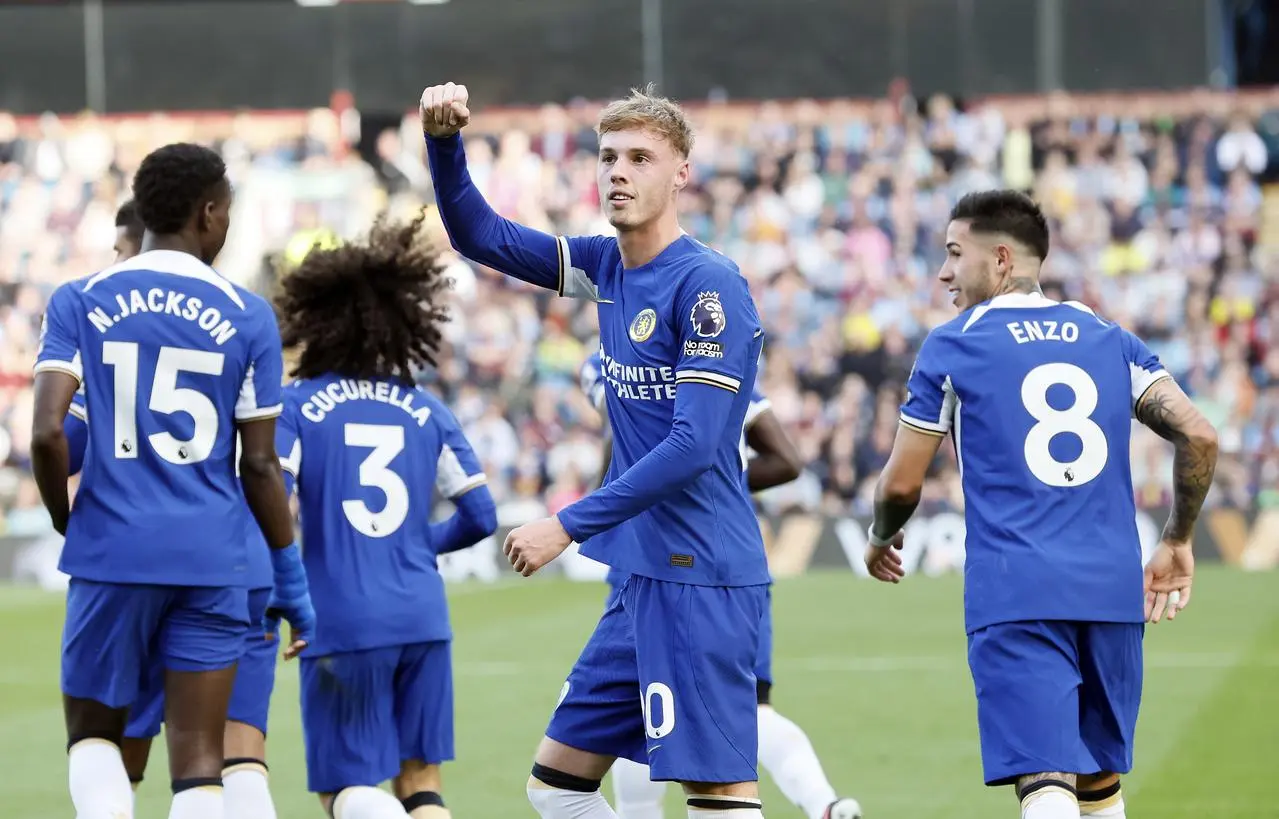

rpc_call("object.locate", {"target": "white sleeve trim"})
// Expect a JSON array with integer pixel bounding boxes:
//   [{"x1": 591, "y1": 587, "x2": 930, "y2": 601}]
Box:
[
  {"x1": 674, "y1": 369, "x2": 741, "y2": 393},
  {"x1": 589, "y1": 383, "x2": 607, "y2": 412},
  {"x1": 899, "y1": 412, "x2": 948, "y2": 433},
  {"x1": 67, "y1": 402, "x2": 87, "y2": 422},
  {"x1": 744, "y1": 397, "x2": 772, "y2": 429},
  {"x1": 280, "y1": 438, "x2": 301, "y2": 477},
  {"x1": 556, "y1": 236, "x2": 603, "y2": 301},
  {"x1": 437, "y1": 444, "x2": 487, "y2": 499},
  {"x1": 235, "y1": 403, "x2": 283, "y2": 422},
  {"x1": 449, "y1": 474, "x2": 488, "y2": 498},
  {"x1": 34, "y1": 353, "x2": 83, "y2": 382},
  {"x1": 901, "y1": 374, "x2": 956, "y2": 433},
  {"x1": 234, "y1": 364, "x2": 276, "y2": 421},
  {"x1": 1131, "y1": 367, "x2": 1173, "y2": 414}
]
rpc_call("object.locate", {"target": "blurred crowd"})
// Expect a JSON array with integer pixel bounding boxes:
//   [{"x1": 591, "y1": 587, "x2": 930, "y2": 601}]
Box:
[{"x1": 1, "y1": 86, "x2": 1278, "y2": 546}]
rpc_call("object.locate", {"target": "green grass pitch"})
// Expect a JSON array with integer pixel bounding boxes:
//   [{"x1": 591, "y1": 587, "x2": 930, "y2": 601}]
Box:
[{"x1": 2, "y1": 568, "x2": 1276, "y2": 818}]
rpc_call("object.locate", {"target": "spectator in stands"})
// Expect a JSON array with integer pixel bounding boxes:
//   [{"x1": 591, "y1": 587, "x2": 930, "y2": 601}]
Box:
[{"x1": 0, "y1": 90, "x2": 1275, "y2": 560}]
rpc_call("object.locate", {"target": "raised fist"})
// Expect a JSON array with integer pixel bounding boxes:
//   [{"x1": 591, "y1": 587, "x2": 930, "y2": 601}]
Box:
[{"x1": 420, "y1": 82, "x2": 471, "y2": 139}]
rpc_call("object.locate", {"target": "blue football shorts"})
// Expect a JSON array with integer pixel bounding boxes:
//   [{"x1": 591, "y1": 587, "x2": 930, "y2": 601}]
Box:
[
  {"x1": 967, "y1": 619, "x2": 1144, "y2": 786},
  {"x1": 607, "y1": 574, "x2": 773, "y2": 688},
  {"x1": 61, "y1": 579, "x2": 248, "y2": 710},
  {"x1": 561, "y1": 574, "x2": 768, "y2": 784},
  {"x1": 299, "y1": 640, "x2": 454, "y2": 794},
  {"x1": 124, "y1": 587, "x2": 278, "y2": 739}
]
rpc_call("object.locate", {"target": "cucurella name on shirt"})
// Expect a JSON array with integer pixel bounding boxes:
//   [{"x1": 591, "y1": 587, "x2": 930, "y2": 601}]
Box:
[
  {"x1": 299, "y1": 378, "x2": 434, "y2": 427},
  {"x1": 85, "y1": 287, "x2": 239, "y2": 346}
]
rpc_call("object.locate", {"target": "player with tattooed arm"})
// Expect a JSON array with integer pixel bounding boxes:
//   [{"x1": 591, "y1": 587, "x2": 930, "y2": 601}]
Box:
[
  {"x1": 275, "y1": 214, "x2": 497, "y2": 819},
  {"x1": 866, "y1": 190, "x2": 1218, "y2": 819}
]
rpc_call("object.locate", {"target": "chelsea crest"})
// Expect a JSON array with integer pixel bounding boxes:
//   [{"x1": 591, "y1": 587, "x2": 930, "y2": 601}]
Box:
[
  {"x1": 690, "y1": 291, "x2": 726, "y2": 338},
  {"x1": 629, "y1": 308, "x2": 658, "y2": 343}
]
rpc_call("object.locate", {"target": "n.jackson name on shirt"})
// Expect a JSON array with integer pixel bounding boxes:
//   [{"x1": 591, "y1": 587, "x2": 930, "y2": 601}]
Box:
[{"x1": 86, "y1": 288, "x2": 239, "y2": 346}]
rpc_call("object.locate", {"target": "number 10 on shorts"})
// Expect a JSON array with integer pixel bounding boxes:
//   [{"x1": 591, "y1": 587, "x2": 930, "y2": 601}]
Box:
[{"x1": 642, "y1": 682, "x2": 675, "y2": 740}]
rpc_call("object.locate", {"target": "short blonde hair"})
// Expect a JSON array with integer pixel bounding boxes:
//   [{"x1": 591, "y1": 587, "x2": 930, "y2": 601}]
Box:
[{"x1": 596, "y1": 84, "x2": 694, "y2": 158}]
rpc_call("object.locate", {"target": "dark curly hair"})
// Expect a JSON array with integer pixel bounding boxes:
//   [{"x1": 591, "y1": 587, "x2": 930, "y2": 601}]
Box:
[
  {"x1": 275, "y1": 212, "x2": 452, "y2": 384},
  {"x1": 131, "y1": 143, "x2": 227, "y2": 234},
  {"x1": 115, "y1": 199, "x2": 144, "y2": 244}
]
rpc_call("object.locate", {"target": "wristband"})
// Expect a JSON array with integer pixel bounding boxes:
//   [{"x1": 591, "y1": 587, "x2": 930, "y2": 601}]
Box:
[
  {"x1": 269, "y1": 543, "x2": 304, "y2": 578},
  {"x1": 867, "y1": 525, "x2": 897, "y2": 548}
]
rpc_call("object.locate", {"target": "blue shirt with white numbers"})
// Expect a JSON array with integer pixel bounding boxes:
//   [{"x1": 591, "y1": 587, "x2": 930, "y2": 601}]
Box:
[
  {"x1": 276, "y1": 376, "x2": 489, "y2": 655},
  {"x1": 36, "y1": 250, "x2": 283, "y2": 588},
  {"x1": 901, "y1": 293, "x2": 1171, "y2": 633},
  {"x1": 63, "y1": 389, "x2": 273, "y2": 590}
]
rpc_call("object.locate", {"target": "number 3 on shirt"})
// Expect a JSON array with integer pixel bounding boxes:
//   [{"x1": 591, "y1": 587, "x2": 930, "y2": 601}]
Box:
[
  {"x1": 1020, "y1": 362, "x2": 1108, "y2": 488},
  {"x1": 342, "y1": 423, "x2": 409, "y2": 538},
  {"x1": 102, "y1": 341, "x2": 223, "y2": 465}
]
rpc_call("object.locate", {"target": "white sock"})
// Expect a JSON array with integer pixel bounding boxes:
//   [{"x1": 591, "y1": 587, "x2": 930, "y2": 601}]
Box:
[
  {"x1": 1021, "y1": 788, "x2": 1080, "y2": 819},
  {"x1": 612, "y1": 758, "x2": 666, "y2": 819},
  {"x1": 757, "y1": 706, "x2": 838, "y2": 819},
  {"x1": 1080, "y1": 797, "x2": 1125, "y2": 817},
  {"x1": 333, "y1": 786, "x2": 411, "y2": 819},
  {"x1": 223, "y1": 765, "x2": 277, "y2": 819},
  {"x1": 68, "y1": 739, "x2": 134, "y2": 819},
  {"x1": 169, "y1": 784, "x2": 223, "y2": 819},
  {"x1": 528, "y1": 778, "x2": 619, "y2": 818},
  {"x1": 686, "y1": 794, "x2": 764, "y2": 817}
]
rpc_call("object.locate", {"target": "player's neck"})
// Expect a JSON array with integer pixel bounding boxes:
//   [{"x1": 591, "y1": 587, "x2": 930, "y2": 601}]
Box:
[
  {"x1": 617, "y1": 214, "x2": 684, "y2": 269},
  {"x1": 140, "y1": 233, "x2": 204, "y2": 260},
  {"x1": 994, "y1": 275, "x2": 1042, "y2": 298}
]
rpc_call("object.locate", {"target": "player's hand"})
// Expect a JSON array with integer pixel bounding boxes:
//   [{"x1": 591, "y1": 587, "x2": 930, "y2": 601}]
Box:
[
  {"x1": 1144, "y1": 540, "x2": 1194, "y2": 623},
  {"x1": 264, "y1": 599, "x2": 313, "y2": 661},
  {"x1": 260, "y1": 613, "x2": 309, "y2": 662},
  {"x1": 265, "y1": 543, "x2": 315, "y2": 659},
  {"x1": 503, "y1": 515, "x2": 572, "y2": 577},
  {"x1": 420, "y1": 82, "x2": 471, "y2": 139},
  {"x1": 865, "y1": 530, "x2": 906, "y2": 583}
]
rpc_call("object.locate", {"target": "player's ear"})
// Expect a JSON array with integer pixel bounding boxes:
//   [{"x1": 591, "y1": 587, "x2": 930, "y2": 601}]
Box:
[
  {"x1": 197, "y1": 198, "x2": 216, "y2": 233},
  {"x1": 993, "y1": 242, "x2": 1013, "y2": 274},
  {"x1": 673, "y1": 158, "x2": 690, "y2": 194}
]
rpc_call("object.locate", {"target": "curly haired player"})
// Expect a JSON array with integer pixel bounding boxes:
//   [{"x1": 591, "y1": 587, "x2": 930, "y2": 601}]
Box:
[{"x1": 275, "y1": 213, "x2": 498, "y2": 819}]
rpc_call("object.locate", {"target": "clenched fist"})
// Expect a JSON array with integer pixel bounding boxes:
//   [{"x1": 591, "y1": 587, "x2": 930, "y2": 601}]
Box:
[
  {"x1": 503, "y1": 515, "x2": 573, "y2": 577},
  {"x1": 420, "y1": 82, "x2": 471, "y2": 139}
]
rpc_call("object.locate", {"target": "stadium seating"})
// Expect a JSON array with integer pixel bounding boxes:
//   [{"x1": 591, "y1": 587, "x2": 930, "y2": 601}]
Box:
[{"x1": 0, "y1": 90, "x2": 1275, "y2": 549}]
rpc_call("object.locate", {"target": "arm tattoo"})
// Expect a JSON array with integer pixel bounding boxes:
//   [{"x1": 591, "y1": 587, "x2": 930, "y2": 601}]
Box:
[
  {"x1": 1135, "y1": 381, "x2": 1218, "y2": 543},
  {"x1": 872, "y1": 494, "x2": 920, "y2": 541}
]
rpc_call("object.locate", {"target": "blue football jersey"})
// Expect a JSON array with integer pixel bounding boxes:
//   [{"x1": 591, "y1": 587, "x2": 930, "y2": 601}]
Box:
[
  {"x1": 581, "y1": 349, "x2": 772, "y2": 495},
  {"x1": 900, "y1": 293, "x2": 1170, "y2": 632},
  {"x1": 560, "y1": 236, "x2": 768, "y2": 586},
  {"x1": 35, "y1": 250, "x2": 283, "y2": 587},
  {"x1": 65, "y1": 389, "x2": 89, "y2": 476},
  {"x1": 276, "y1": 375, "x2": 488, "y2": 655},
  {"x1": 62, "y1": 391, "x2": 273, "y2": 590},
  {"x1": 580, "y1": 351, "x2": 609, "y2": 418}
]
